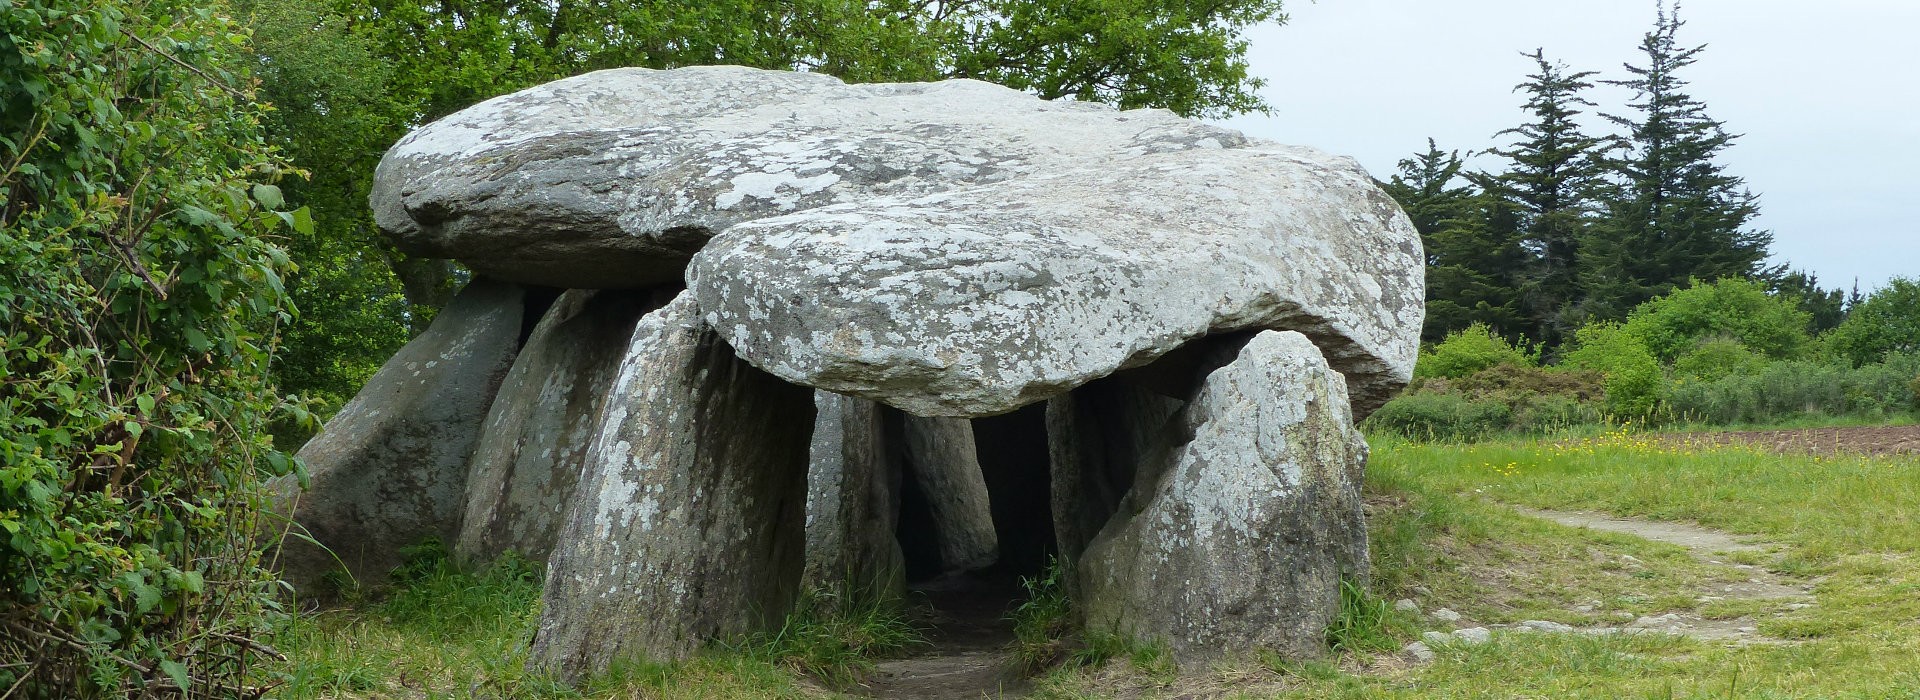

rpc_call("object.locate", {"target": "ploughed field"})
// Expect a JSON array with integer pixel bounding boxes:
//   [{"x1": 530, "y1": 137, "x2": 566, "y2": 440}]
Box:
[{"x1": 1659, "y1": 423, "x2": 1920, "y2": 457}]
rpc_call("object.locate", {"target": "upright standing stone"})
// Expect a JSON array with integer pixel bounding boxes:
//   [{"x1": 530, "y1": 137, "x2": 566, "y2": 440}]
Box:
[
  {"x1": 1046, "y1": 379, "x2": 1186, "y2": 578},
  {"x1": 529, "y1": 295, "x2": 815, "y2": 682},
  {"x1": 277, "y1": 279, "x2": 526, "y2": 593},
  {"x1": 455, "y1": 289, "x2": 665, "y2": 565},
  {"x1": 902, "y1": 416, "x2": 999, "y2": 573},
  {"x1": 1077, "y1": 331, "x2": 1369, "y2": 661},
  {"x1": 801, "y1": 392, "x2": 904, "y2": 600}
]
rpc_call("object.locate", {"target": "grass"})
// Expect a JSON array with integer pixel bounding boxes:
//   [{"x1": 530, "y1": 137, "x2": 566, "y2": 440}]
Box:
[
  {"x1": 264, "y1": 543, "x2": 909, "y2": 698},
  {"x1": 1029, "y1": 427, "x2": 1920, "y2": 698},
  {"x1": 271, "y1": 427, "x2": 1920, "y2": 698}
]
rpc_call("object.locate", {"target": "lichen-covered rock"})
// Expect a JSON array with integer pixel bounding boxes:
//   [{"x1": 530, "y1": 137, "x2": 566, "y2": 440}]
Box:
[
  {"x1": 277, "y1": 279, "x2": 526, "y2": 592},
  {"x1": 455, "y1": 289, "x2": 666, "y2": 565},
  {"x1": 689, "y1": 139, "x2": 1422, "y2": 417},
  {"x1": 1046, "y1": 378, "x2": 1186, "y2": 577},
  {"x1": 371, "y1": 68, "x2": 1421, "y2": 417},
  {"x1": 802, "y1": 392, "x2": 903, "y2": 598},
  {"x1": 529, "y1": 294, "x2": 814, "y2": 682},
  {"x1": 901, "y1": 416, "x2": 998, "y2": 573},
  {"x1": 1076, "y1": 331, "x2": 1370, "y2": 661}
]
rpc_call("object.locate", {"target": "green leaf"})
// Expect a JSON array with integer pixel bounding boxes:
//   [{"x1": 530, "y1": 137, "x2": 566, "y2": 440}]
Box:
[
  {"x1": 274, "y1": 206, "x2": 315, "y2": 236},
  {"x1": 251, "y1": 183, "x2": 285, "y2": 210},
  {"x1": 183, "y1": 327, "x2": 211, "y2": 352},
  {"x1": 157, "y1": 659, "x2": 189, "y2": 691}
]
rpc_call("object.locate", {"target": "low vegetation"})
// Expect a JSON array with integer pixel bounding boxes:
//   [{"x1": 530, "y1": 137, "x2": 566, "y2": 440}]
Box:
[
  {"x1": 260, "y1": 426, "x2": 1920, "y2": 698},
  {"x1": 1368, "y1": 278, "x2": 1920, "y2": 442}
]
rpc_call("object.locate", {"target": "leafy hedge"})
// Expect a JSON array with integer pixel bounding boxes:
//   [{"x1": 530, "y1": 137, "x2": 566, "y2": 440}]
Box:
[{"x1": 1, "y1": 0, "x2": 308, "y2": 695}]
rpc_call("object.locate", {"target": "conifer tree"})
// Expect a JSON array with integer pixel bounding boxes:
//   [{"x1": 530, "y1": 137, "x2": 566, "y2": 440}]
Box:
[
  {"x1": 1471, "y1": 49, "x2": 1609, "y2": 348},
  {"x1": 1584, "y1": 3, "x2": 1773, "y2": 319},
  {"x1": 1382, "y1": 140, "x2": 1528, "y2": 343}
]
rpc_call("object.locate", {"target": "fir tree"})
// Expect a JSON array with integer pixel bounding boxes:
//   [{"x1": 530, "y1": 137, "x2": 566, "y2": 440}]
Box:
[
  {"x1": 1584, "y1": 3, "x2": 1773, "y2": 319},
  {"x1": 1382, "y1": 140, "x2": 1528, "y2": 343},
  {"x1": 1471, "y1": 49, "x2": 1610, "y2": 347}
]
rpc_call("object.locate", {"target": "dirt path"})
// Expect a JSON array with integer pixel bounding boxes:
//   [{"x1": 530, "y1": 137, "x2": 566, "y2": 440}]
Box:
[
  {"x1": 859, "y1": 574, "x2": 1027, "y2": 699},
  {"x1": 1510, "y1": 507, "x2": 1811, "y2": 642}
]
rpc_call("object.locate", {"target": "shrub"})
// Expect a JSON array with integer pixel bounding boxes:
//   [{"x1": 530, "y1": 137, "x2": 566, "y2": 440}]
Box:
[
  {"x1": 1673, "y1": 336, "x2": 1770, "y2": 381},
  {"x1": 0, "y1": 0, "x2": 307, "y2": 694},
  {"x1": 1364, "y1": 391, "x2": 1514, "y2": 442},
  {"x1": 1623, "y1": 277, "x2": 1814, "y2": 362},
  {"x1": 1561, "y1": 322, "x2": 1665, "y2": 418},
  {"x1": 1415, "y1": 323, "x2": 1533, "y2": 379},
  {"x1": 1826, "y1": 277, "x2": 1920, "y2": 367},
  {"x1": 1667, "y1": 353, "x2": 1920, "y2": 425}
]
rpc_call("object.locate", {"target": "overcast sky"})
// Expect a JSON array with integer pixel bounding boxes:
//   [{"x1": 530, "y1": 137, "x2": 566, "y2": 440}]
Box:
[{"x1": 1214, "y1": 0, "x2": 1918, "y2": 293}]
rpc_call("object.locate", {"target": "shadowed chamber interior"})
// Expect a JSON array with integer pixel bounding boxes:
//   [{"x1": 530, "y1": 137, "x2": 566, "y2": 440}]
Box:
[{"x1": 889, "y1": 404, "x2": 1057, "y2": 585}]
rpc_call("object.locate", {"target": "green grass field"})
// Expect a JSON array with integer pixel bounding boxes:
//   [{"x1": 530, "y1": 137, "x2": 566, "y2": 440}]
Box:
[{"x1": 266, "y1": 428, "x2": 1920, "y2": 698}]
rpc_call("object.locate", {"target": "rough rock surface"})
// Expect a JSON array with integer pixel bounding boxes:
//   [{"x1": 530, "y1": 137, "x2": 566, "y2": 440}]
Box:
[
  {"x1": 901, "y1": 416, "x2": 999, "y2": 573},
  {"x1": 1046, "y1": 378, "x2": 1185, "y2": 576},
  {"x1": 529, "y1": 295, "x2": 814, "y2": 681},
  {"x1": 371, "y1": 66, "x2": 1420, "y2": 416},
  {"x1": 455, "y1": 289, "x2": 665, "y2": 565},
  {"x1": 689, "y1": 139, "x2": 1421, "y2": 417},
  {"x1": 277, "y1": 280, "x2": 525, "y2": 592},
  {"x1": 1076, "y1": 331, "x2": 1370, "y2": 661},
  {"x1": 802, "y1": 391, "x2": 904, "y2": 597}
]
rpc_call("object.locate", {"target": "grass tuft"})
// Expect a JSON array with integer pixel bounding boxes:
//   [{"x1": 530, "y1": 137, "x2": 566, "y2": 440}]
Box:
[{"x1": 732, "y1": 586, "x2": 924, "y2": 688}]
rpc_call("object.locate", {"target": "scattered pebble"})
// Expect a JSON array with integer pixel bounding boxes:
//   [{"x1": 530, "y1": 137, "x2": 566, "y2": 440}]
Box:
[
  {"x1": 1403, "y1": 641, "x2": 1435, "y2": 662},
  {"x1": 1432, "y1": 608, "x2": 1463, "y2": 623},
  {"x1": 1421, "y1": 631, "x2": 1452, "y2": 646},
  {"x1": 1787, "y1": 603, "x2": 1813, "y2": 610},
  {"x1": 1519, "y1": 620, "x2": 1575, "y2": 633},
  {"x1": 1453, "y1": 627, "x2": 1493, "y2": 644},
  {"x1": 1394, "y1": 599, "x2": 1421, "y2": 614}
]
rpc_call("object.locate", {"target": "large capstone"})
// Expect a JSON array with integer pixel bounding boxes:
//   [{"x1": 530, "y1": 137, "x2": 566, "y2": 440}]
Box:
[
  {"x1": 371, "y1": 67, "x2": 1419, "y2": 417},
  {"x1": 529, "y1": 294, "x2": 814, "y2": 682},
  {"x1": 276, "y1": 279, "x2": 527, "y2": 592},
  {"x1": 455, "y1": 288, "x2": 666, "y2": 565},
  {"x1": 1075, "y1": 331, "x2": 1370, "y2": 661}
]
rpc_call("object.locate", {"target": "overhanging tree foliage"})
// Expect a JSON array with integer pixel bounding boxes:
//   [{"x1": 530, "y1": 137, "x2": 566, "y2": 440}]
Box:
[{"x1": 1, "y1": 0, "x2": 307, "y2": 694}]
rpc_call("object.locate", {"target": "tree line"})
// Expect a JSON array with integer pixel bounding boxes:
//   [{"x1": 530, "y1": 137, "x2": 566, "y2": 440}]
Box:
[{"x1": 1381, "y1": 8, "x2": 1845, "y2": 353}]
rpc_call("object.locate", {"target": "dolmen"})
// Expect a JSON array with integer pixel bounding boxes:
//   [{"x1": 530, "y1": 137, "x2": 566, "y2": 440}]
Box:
[{"x1": 276, "y1": 65, "x2": 1424, "y2": 682}]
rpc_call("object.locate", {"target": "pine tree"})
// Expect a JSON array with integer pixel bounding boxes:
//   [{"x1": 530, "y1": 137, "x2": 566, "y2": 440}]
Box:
[
  {"x1": 1584, "y1": 3, "x2": 1773, "y2": 319},
  {"x1": 1382, "y1": 140, "x2": 1528, "y2": 343},
  {"x1": 1767, "y1": 269, "x2": 1847, "y2": 334},
  {"x1": 1471, "y1": 49, "x2": 1610, "y2": 348}
]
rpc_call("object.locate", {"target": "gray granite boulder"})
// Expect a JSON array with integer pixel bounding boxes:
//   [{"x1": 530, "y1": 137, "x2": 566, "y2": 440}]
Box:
[
  {"x1": 689, "y1": 141, "x2": 1422, "y2": 418},
  {"x1": 528, "y1": 294, "x2": 814, "y2": 681},
  {"x1": 1076, "y1": 331, "x2": 1370, "y2": 661},
  {"x1": 455, "y1": 289, "x2": 667, "y2": 565},
  {"x1": 802, "y1": 392, "x2": 904, "y2": 599},
  {"x1": 900, "y1": 416, "x2": 999, "y2": 573},
  {"x1": 277, "y1": 279, "x2": 526, "y2": 592},
  {"x1": 370, "y1": 67, "x2": 1420, "y2": 419}
]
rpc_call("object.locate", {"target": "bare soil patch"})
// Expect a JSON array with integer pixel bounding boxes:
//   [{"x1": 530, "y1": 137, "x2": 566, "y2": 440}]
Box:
[
  {"x1": 1658, "y1": 424, "x2": 1920, "y2": 457},
  {"x1": 859, "y1": 573, "x2": 1027, "y2": 699}
]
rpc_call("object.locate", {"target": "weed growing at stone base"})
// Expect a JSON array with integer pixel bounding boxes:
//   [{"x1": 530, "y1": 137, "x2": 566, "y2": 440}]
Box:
[{"x1": 728, "y1": 587, "x2": 925, "y2": 688}]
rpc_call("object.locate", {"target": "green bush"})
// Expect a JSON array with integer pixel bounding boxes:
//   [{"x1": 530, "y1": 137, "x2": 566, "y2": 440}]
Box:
[
  {"x1": 1622, "y1": 277, "x2": 1814, "y2": 363},
  {"x1": 1561, "y1": 322, "x2": 1666, "y2": 418},
  {"x1": 0, "y1": 0, "x2": 306, "y2": 694},
  {"x1": 1415, "y1": 323, "x2": 1534, "y2": 379},
  {"x1": 1826, "y1": 277, "x2": 1920, "y2": 367},
  {"x1": 1672, "y1": 336, "x2": 1770, "y2": 381},
  {"x1": 1364, "y1": 391, "x2": 1514, "y2": 442},
  {"x1": 1667, "y1": 353, "x2": 1920, "y2": 425}
]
